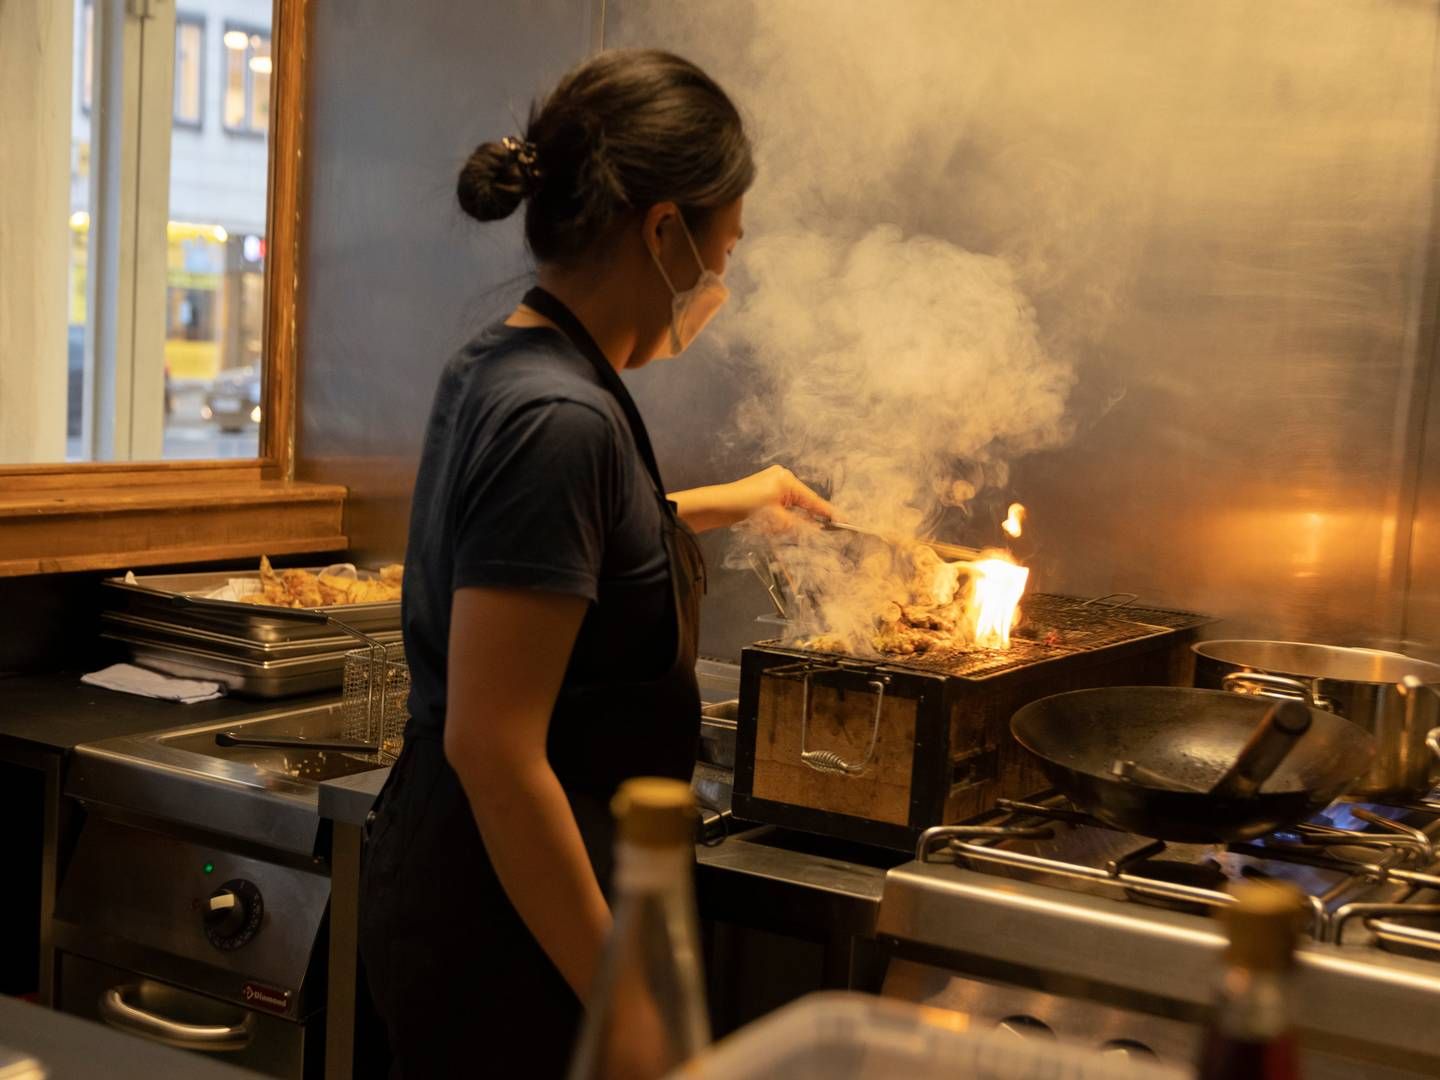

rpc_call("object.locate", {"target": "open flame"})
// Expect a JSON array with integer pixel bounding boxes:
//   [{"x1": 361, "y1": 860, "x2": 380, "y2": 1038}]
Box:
[
  {"x1": 964, "y1": 555, "x2": 1030, "y2": 649},
  {"x1": 763, "y1": 506, "x2": 1033, "y2": 657},
  {"x1": 1001, "y1": 502, "x2": 1026, "y2": 539}
]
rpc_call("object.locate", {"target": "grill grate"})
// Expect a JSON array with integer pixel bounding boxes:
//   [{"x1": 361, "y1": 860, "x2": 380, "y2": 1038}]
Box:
[{"x1": 771, "y1": 593, "x2": 1208, "y2": 680}]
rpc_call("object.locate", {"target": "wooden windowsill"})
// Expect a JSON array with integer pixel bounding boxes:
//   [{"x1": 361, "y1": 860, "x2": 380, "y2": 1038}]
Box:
[{"x1": 0, "y1": 478, "x2": 348, "y2": 577}]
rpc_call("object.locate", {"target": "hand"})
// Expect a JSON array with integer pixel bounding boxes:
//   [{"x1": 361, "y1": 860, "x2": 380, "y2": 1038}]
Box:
[
  {"x1": 727, "y1": 464, "x2": 835, "y2": 521},
  {"x1": 670, "y1": 465, "x2": 834, "y2": 534}
]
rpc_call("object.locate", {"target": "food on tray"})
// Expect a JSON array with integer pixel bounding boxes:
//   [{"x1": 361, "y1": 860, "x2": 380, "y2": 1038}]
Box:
[{"x1": 240, "y1": 556, "x2": 404, "y2": 608}]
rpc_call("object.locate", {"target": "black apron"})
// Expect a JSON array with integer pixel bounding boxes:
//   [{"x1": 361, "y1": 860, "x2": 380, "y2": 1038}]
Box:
[{"x1": 358, "y1": 288, "x2": 705, "y2": 1079}]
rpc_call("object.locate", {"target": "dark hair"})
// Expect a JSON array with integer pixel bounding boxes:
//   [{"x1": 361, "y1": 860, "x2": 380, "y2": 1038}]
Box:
[{"x1": 457, "y1": 49, "x2": 754, "y2": 262}]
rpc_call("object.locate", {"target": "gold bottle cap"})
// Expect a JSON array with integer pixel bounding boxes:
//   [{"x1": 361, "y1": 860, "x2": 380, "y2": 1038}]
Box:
[
  {"x1": 611, "y1": 777, "x2": 696, "y2": 849},
  {"x1": 1219, "y1": 881, "x2": 1307, "y2": 972}
]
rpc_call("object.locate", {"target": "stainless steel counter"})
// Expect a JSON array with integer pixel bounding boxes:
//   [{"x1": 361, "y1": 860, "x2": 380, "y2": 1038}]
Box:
[{"x1": 0, "y1": 992, "x2": 258, "y2": 1079}]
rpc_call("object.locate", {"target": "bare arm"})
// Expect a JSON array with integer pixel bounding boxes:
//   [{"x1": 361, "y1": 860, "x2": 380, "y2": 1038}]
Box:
[
  {"x1": 443, "y1": 586, "x2": 608, "y2": 999},
  {"x1": 669, "y1": 464, "x2": 835, "y2": 533}
]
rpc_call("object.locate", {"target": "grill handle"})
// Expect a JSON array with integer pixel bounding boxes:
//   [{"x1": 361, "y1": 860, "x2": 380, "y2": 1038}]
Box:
[
  {"x1": 99, "y1": 985, "x2": 252, "y2": 1052},
  {"x1": 799, "y1": 673, "x2": 889, "y2": 776}
]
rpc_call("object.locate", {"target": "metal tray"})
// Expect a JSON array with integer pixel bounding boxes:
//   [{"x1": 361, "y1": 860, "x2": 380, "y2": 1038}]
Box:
[
  {"x1": 101, "y1": 629, "x2": 362, "y2": 698},
  {"x1": 102, "y1": 567, "x2": 401, "y2": 644},
  {"x1": 100, "y1": 611, "x2": 402, "y2": 663}
]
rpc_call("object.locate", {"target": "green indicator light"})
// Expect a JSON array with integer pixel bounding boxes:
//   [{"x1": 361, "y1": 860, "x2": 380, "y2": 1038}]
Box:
[{"x1": 203, "y1": 862, "x2": 215, "y2": 875}]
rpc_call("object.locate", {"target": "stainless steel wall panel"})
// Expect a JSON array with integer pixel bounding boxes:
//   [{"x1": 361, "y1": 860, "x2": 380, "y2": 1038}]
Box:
[{"x1": 608, "y1": 0, "x2": 1440, "y2": 656}]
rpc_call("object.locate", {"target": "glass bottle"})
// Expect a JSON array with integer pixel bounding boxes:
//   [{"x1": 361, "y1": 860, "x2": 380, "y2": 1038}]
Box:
[
  {"x1": 1196, "y1": 881, "x2": 1306, "y2": 1080},
  {"x1": 567, "y1": 777, "x2": 710, "y2": 1080}
]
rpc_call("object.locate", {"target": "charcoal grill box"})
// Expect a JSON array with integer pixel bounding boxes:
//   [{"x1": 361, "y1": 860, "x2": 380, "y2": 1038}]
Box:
[{"x1": 732, "y1": 595, "x2": 1207, "y2": 851}]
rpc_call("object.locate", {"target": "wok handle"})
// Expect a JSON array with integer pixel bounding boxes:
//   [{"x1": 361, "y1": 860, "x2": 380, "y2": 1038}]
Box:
[{"x1": 1209, "y1": 700, "x2": 1312, "y2": 800}]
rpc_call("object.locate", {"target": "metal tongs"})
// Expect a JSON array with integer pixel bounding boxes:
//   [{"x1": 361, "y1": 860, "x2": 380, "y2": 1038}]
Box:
[
  {"x1": 822, "y1": 519, "x2": 983, "y2": 563},
  {"x1": 746, "y1": 553, "x2": 790, "y2": 620},
  {"x1": 1109, "y1": 700, "x2": 1313, "y2": 799}
]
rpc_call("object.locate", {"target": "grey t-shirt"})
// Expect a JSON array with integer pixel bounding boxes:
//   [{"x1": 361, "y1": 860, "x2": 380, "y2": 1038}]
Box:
[{"x1": 401, "y1": 324, "x2": 673, "y2": 735}]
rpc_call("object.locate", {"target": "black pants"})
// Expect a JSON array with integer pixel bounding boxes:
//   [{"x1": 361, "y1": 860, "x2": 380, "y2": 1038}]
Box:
[{"x1": 359, "y1": 737, "x2": 589, "y2": 1078}]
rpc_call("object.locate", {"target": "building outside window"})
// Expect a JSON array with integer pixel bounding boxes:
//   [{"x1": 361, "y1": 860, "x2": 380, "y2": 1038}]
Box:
[
  {"x1": 174, "y1": 15, "x2": 205, "y2": 128},
  {"x1": 58, "y1": 0, "x2": 271, "y2": 462},
  {"x1": 223, "y1": 24, "x2": 270, "y2": 135}
]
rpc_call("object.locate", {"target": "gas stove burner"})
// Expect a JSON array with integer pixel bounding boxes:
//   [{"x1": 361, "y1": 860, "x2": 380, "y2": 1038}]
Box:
[
  {"x1": 1316, "y1": 801, "x2": 1408, "y2": 831},
  {"x1": 931, "y1": 788, "x2": 1440, "y2": 946}
]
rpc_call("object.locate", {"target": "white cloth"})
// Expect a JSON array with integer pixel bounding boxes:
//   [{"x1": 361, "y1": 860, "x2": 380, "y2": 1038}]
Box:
[{"x1": 82, "y1": 663, "x2": 225, "y2": 704}]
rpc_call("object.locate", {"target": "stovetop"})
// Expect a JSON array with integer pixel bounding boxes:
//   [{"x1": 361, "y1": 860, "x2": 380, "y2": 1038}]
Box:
[
  {"x1": 875, "y1": 789, "x2": 1440, "y2": 1069},
  {"x1": 917, "y1": 791, "x2": 1440, "y2": 955}
]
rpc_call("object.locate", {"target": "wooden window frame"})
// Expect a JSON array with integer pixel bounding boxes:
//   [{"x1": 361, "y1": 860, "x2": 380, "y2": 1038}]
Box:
[{"x1": 0, "y1": 0, "x2": 345, "y2": 577}]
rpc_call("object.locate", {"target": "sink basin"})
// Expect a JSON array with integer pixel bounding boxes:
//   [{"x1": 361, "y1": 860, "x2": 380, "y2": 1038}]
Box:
[
  {"x1": 69, "y1": 698, "x2": 385, "y2": 855},
  {"x1": 159, "y1": 702, "x2": 382, "y2": 782}
]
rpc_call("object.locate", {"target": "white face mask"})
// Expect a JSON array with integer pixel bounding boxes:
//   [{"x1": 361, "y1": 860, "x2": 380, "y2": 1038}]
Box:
[{"x1": 648, "y1": 215, "x2": 729, "y2": 359}]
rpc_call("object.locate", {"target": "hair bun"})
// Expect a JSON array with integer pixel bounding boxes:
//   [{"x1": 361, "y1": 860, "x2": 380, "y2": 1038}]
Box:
[{"x1": 457, "y1": 141, "x2": 528, "y2": 222}]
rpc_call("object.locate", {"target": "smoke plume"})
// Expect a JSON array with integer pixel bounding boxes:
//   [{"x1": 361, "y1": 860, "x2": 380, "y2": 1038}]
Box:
[{"x1": 612, "y1": 0, "x2": 1153, "y2": 648}]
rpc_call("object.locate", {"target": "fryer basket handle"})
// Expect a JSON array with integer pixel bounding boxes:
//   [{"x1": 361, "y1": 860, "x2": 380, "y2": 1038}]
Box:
[{"x1": 171, "y1": 591, "x2": 331, "y2": 623}]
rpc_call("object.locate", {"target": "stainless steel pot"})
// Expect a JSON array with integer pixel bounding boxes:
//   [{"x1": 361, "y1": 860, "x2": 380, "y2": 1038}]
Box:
[{"x1": 1194, "y1": 640, "x2": 1440, "y2": 799}]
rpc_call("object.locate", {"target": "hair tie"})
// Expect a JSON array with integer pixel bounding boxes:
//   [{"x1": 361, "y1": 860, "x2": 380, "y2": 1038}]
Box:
[{"x1": 502, "y1": 136, "x2": 543, "y2": 195}]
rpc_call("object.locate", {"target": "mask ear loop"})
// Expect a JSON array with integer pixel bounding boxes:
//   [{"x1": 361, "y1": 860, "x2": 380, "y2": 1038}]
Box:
[
  {"x1": 649, "y1": 211, "x2": 710, "y2": 295},
  {"x1": 649, "y1": 241, "x2": 679, "y2": 296},
  {"x1": 677, "y1": 213, "x2": 709, "y2": 274}
]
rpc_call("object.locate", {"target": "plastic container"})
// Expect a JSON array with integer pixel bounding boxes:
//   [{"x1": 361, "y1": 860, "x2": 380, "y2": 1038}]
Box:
[{"x1": 670, "y1": 992, "x2": 1187, "y2": 1080}]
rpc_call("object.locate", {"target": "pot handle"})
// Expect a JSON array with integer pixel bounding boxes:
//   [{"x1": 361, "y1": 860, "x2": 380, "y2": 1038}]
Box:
[
  {"x1": 1398, "y1": 676, "x2": 1440, "y2": 764},
  {"x1": 1221, "y1": 671, "x2": 1320, "y2": 707}
]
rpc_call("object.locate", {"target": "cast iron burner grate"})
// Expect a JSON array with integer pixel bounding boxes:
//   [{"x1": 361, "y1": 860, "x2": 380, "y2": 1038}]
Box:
[{"x1": 918, "y1": 792, "x2": 1440, "y2": 951}]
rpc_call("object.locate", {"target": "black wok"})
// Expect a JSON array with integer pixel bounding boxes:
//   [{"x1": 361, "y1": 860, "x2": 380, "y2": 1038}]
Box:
[{"x1": 1010, "y1": 687, "x2": 1375, "y2": 843}]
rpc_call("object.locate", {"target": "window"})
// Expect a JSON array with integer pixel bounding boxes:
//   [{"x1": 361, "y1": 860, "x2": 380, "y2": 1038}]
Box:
[
  {"x1": 79, "y1": 0, "x2": 94, "y2": 112},
  {"x1": 223, "y1": 25, "x2": 271, "y2": 136},
  {"x1": 174, "y1": 15, "x2": 204, "y2": 128},
  {"x1": 34, "y1": 2, "x2": 272, "y2": 464}
]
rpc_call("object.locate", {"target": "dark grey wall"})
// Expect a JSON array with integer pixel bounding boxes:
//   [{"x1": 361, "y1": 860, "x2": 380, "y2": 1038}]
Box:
[{"x1": 297, "y1": 0, "x2": 593, "y2": 564}]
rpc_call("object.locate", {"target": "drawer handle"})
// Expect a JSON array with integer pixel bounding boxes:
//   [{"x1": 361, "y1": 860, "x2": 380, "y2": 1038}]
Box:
[
  {"x1": 800, "y1": 674, "x2": 888, "y2": 775},
  {"x1": 99, "y1": 985, "x2": 252, "y2": 1052}
]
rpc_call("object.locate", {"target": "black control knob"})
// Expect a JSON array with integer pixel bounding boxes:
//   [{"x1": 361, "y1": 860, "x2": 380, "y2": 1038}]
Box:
[{"x1": 204, "y1": 879, "x2": 264, "y2": 950}]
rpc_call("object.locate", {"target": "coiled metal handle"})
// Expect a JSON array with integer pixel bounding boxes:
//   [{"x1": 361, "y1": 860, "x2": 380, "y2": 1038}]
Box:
[{"x1": 799, "y1": 674, "x2": 888, "y2": 776}]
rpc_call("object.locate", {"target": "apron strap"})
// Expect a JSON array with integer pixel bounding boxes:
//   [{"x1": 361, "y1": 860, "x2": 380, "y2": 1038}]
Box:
[{"x1": 520, "y1": 286, "x2": 667, "y2": 497}]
